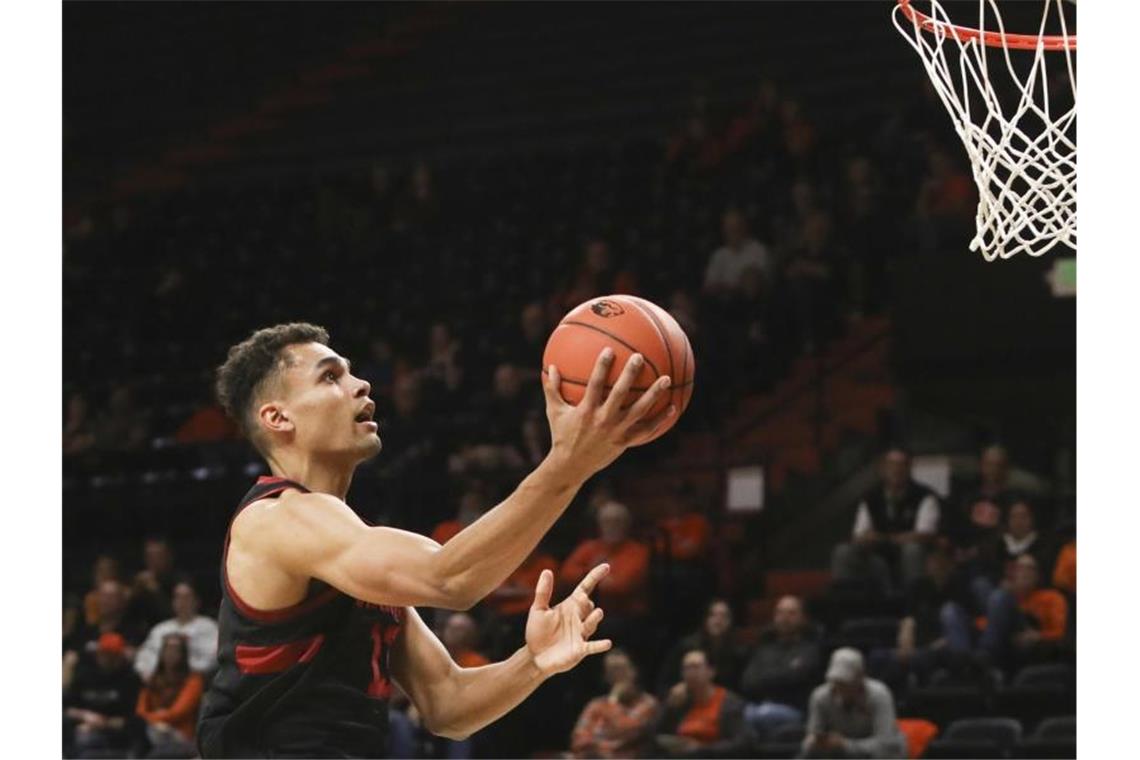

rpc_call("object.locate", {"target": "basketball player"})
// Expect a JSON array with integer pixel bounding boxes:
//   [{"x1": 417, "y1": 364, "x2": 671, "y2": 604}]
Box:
[{"x1": 198, "y1": 323, "x2": 674, "y2": 758}]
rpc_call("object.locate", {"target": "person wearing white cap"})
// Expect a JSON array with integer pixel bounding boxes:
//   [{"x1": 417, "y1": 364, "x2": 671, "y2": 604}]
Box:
[{"x1": 799, "y1": 648, "x2": 905, "y2": 759}]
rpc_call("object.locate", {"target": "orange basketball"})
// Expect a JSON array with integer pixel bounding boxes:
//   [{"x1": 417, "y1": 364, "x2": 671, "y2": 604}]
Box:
[{"x1": 542, "y1": 295, "x2": 695, "y2": 444}]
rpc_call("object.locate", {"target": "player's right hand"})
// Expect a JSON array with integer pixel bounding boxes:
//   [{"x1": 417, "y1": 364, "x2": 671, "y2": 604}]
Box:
[{"x1": 542, "y1": 348, "x2": 674, "y2": 481}]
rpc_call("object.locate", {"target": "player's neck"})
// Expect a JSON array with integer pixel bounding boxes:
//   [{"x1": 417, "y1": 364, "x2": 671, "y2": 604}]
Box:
[{"x1": 265, "y1": 449, "x2": 355, "y2": 500}]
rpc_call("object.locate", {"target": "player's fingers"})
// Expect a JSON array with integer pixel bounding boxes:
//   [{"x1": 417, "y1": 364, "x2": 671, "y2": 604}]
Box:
[
  {"x1": 601, "y1": 353, "x2": 644, "y2": 418},
  {"x1": 573, "y1": 591, "x2": 595, "y2": 619},
  {"x1": 576, "y1": 563, "x2": 611, "y2": 597},
  {"x1": 532, "y1": 569, "x2": 554, "y2": 611},
  {"x1": 618, "y1": 375, "x2": 672, "y2": 428},
  {"x1": 584, "y1": 639, "x2": 614, "y2": 657},
  {"x1": 583, "y1": 608, "x2": 604, "y2": 638},
  {"x1": 621, "y1": 404, "x2": 677, "y2": 446},
  {"x1": 581, "y1": 348, "x2": 615, "y2": 409},
  {"x1": 542, "y1": 364, "x2": 566, "y2": 407}
]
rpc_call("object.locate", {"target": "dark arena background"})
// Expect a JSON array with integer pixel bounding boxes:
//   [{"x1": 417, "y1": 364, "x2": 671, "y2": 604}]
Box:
[{"x1": 62, "y1": 2, "x2": 1076, "y2": 759}]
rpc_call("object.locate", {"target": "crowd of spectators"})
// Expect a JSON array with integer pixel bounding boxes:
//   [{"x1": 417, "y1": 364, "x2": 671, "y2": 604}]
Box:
[{"x1": 62, "y1": 49, "x2": 1074, "y2": 757}]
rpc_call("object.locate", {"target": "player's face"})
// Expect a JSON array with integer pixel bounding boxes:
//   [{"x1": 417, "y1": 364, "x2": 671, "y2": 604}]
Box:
[{"x1": 278, "y1": 343, "x2": 381, "y2": 462}]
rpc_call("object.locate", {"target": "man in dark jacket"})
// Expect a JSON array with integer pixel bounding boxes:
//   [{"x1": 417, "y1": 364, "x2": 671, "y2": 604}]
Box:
[
  {"x1": 656, "y1": 649, "x2": 752, "y2": 758},
  {"x1": 63, "y1": 633, "x2": 141, "y2": 758},
  {"x1": 740, "y1": 595, "x2": 822, "y2": 737}
]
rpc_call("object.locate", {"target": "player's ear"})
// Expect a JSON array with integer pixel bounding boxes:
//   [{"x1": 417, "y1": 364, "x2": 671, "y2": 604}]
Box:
[{"x1": 258, "y1": 402, "x2": 294, "y2": 436}]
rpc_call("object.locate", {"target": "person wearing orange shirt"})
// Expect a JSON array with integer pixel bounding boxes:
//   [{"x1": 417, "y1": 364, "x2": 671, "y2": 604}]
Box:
[
  {"x1": 655, "y1": 649, "x2": 750, "y2": 758},
  {"x1": 1052, "y1": 540, "x2": 1075, "y2": 595},
  {"x1": 487, "y1": 549, "x2": 561, "y2": 619},
  {"x1": 136, "y1": 633, "x2": 204, "y2": 758},
  {"x1": 560, "y1": 501, "x2": 650, "y2": 618},
  {"x1": 570, "y1": 648, "x2": 659, "y2": 759},
  {"x1": 977, "y1": 555, "x2": 1068, "y2": 665},
  {"x1": 430, "y1": 489, "x2": 488, "y2": 546}
]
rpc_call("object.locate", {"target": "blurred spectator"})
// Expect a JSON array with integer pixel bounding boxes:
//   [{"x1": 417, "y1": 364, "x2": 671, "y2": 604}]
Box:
[
  {"x1": 126, "y1": 537, "x2": 181, "y2": 631},
  {"x1": 800, "y1": 648, "x2": 905, "y2": 759},
  {"x1": 740, "y1": 595, "x2": 822, "y2": 736},
  {"x1": 423, "y1": 321, "x2": 465, "y2": 398},
  {"x1": 867, "y1": 548, "x2": 974, "y2": 689},
  {"x1": 915, "y1": 147, "x2": 973, "y2": 223},
  {"x1": 1052, "y1": 539, "x2": 1075, "y2": 596},
  {"x1": 64, "y1": 594, "x2": 87, "y2": 657},
  {"x1": 780, "y1": 100, "x2": 816, "y2": 161},
  {"x1": 657, "y1": 599, "x2": 747, "y2": 696},
  {"x1": 702, "y1": 208, "x2": 774, "y2": 299},
  {"x1": 832, "y1": 448, "x2": 940, "y2": 593},
  {"x1": 174, "y1": 402, "x2": 238, "y2": 444},
  {"x1": 134, "y1": 580, "x2": 219, "y2": 680},
  {"x1": 431, "y1": 488, "x2": 488, "y2": 546},
  {"x1": 486, "y1": 546, "x2": 561, "y2": 620},
  {"x1": 63, "y1": 391, "x2": 96, "y2": 454},
  {"x1": 391, "y1": 161, "x2": 440, "y2": 231},
  {"x1": 556, "y1": 237, "x2": 639, "y2": 312},
  {"x1": 956, "y1": 555, "x2": 1068, "y2": 668},
  {"x1": 839, "y1": 156, "x2": 888, "y2": 316},
  {"x1": 64, "y1": 632, "x2": 142, "y2": 759},
  {"x1": 570, "y1": 649, "x2": 659, "y2": 759},
  {"x1": 948, "y1": 445, "x2": 1020, "y2": 554},
  {"x1": 667, "y1": 114, "x2": 724, "y2": 172},
  {"x1": 723, "y1": 78, "x2": 781, "y2": 156},
  {"x1": 655, "y1": 649, "x2": 751, "y2": 758},
  {"x1": 560, "y1": 501, "x2": 651, "y2": 620},
  {"x1": 668, "y1": 289, "x2": 700, "y2": 342},
  {"x1": 91, "y1": 383, "x2": 151, "y2": 451},
  {"x1": 84, "y1": 554, "x2": 123, "y2": 626},
  {"x1": 655, "y1": 494, "x2": 712, "y2": 564},
  {"x1": 784, "y1": 210, "x2": 837, "y2": 354},
  {"x1": 87, "y1": 579, "x2": 148, "y2": 652},
  {"x1": 440, "y1": 612, "x2": 489, "y2": 669},
  {"x1": 135, "y1": 634, "x2": 203, "y2": 759},
  {"x1": 973, "y1": 500, "x2": 1055, "y2": 596}
]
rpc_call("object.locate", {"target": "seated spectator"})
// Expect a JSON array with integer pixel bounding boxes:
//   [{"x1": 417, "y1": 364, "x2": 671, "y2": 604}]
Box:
[
  {"x1": 867, "y1": 548, "x2": 974, "y2": 690},
  {"x1": 430, "y1": 489, "x2": 488, "y2": 546},
  {"x1": 134, "y1": 580, "x2": 219, "y2": 680},
  {"x1": 948, "y1": 445, "x2": 1019, "y2": 549},
  {"x1": 740, "y1": 595, "x2": 822, "y2": 737},
  {"x1": 800, "y1": 648, "x2": 905, "y2": 759},
  {"x1": 951, "y1": 555, "x2": 1068, "y2": 669},
  {"x1": 63, "y1": 391, "x2": 96, "y2": 454},
  {"x1": 85, "y1": 579, "x2": 148, "y2": 654},
  {"x1": 702, "y1": 208, "x2": 774, "y2": 300},
  {"x1": 655, "y1": 649, "x2": 751, "y2": 758},
  {"x1": 83, "y1": 554, "x2": 122, "y2": 627},
  {"x1": 655, "y1": 495, "x2": 712, "y2": 563},
  {"x1": 654, "y1": 492, "x2": 715, "y2": 627},
  {"x1": 1052, "y1": 539, "x2": 1075, "y2": 596},
  {"x1": 174, "y1": 402, "x2": 238, "y2": 444},
  {"x1": 832, "y1": 448, "x2": 940, "y2": 593},
  {"x1": 570, "y1": 648, "x2": 659, "y2": 759},
  {"x1": 441, "y1": 612, "x2": 490, "y2": 669},
  {"x1": 498, "y1": 300, "x2": 549, "y2": 370},
  {"x1": 64, "y1": 633, "x2": 142, "y2": 759},
  {"x1": 784, "y1": 210, "x2": 838, "y2": 354},
  {"x1": 972, "y1": 500, "x2": 1055, "y2": 602},
  {"x1": 560, "y1": 501, "x2": 651, "y2": 636},
  {"x1": 91, "y1": 383, "x2": 151, "y2": 451},
  {"x1": 126, "y1": 537, "x2": 181, "y2": 632},
  {"x1": 486, "y1": 546, "x2": 561, "y2": 620},
  {"x1": 135, "y1": 634, "x2": 203, "y2": 759},
  {"x1": 555, "y1": 237, "x2": 639, "y2": 313},
  {"x1": 658, "y1": 599, "x2": 748, "y2": 696}
]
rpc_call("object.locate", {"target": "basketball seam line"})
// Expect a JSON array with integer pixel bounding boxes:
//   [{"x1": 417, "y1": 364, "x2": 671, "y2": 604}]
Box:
[
  {"x1": 540, "y1": 369, "x2": 694, "y2": 390},
  {"x1": 626, "y1": 298, "x2": 676, "y2": 405},
  {"x1": 558, "y1": 320, "x2": 663, "y2": 379}
]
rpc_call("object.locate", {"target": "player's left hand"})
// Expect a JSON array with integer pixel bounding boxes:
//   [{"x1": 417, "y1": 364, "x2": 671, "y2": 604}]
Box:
[{"x1": 525, "y1": 563, "x2": 611, "y2": 676}]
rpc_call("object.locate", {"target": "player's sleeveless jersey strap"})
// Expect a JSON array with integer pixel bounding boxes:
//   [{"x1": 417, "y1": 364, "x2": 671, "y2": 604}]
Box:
[{"x1": 237, "y1": 476, "x2": 311, "y2": 509}]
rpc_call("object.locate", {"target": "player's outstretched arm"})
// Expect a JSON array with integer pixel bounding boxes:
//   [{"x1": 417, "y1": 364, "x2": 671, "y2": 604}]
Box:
[
  {"x1": 255, "y1": 350, "x2": 673, "y2": 610},
  {"x1": 391, "y1": 564, "x2": 612, "y2": 740}
]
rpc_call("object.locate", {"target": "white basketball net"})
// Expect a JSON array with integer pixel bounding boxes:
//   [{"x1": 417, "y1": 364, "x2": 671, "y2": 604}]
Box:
[{"x1": 892, "y1": 0, "x2": 1076, "y2": 260}]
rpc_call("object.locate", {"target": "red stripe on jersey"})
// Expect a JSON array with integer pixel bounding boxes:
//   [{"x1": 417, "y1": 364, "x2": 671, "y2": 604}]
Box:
[{"x1": 235, "y1": 633, "x2": 326, "y2": 675}]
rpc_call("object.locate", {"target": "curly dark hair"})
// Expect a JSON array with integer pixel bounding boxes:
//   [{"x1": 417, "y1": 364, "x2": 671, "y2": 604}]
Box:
[{"x1": 215, "y1": 322, "x2": 330, "y2": 451}]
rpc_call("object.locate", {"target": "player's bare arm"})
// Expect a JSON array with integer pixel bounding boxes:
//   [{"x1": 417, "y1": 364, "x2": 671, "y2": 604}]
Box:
[
  {"x1": 390, "y1": 564, "x2": 612, "y2": 740},
  {"x1": 230, "y1": 349, "x2": 674, "y2": 611}
]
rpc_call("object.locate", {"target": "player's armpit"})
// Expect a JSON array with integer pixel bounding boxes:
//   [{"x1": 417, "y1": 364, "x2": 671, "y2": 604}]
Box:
[{"x1": 253, "y1": 492, "x2": 474, "y2": 609}]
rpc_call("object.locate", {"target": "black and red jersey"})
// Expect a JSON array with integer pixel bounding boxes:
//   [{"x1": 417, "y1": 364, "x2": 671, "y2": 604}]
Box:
[{"x1": 198, "y1": 476, "x2": 404, "y2": 758}]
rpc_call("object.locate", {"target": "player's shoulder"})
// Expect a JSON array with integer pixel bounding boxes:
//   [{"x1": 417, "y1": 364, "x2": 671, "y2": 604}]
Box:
[{"x1": 233, "y1": 488, "x2": 350, "y2": 539}]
